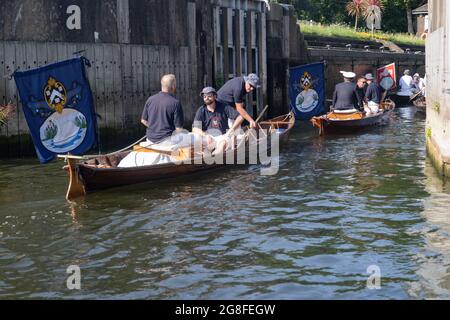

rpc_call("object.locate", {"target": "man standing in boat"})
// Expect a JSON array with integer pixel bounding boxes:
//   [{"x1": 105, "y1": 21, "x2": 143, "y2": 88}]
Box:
[
  {"x1": 217, "y1": 73, "x2": 261, "y2": 129},
  {"x1": 412, "y1": 73, "x2": 426, "y2": 94},
  {"x1": 192, "y1": 87, "x2": 244, "y2": 154},
  {"x1": 399, "y1": 69, "x2": 413, "y2": 93},
  {"x1": 364, "y1": 73, "x2": 385, "y2": 115},
  {"x1": 332, "y1": 71, "x2": 360, "y2": 111},
  {"x1": 141, "y1": 74, "x2": 184, "y2": 145},
  {"x1": 356, "y1": 76, "x2": 367, "y2": 111}
]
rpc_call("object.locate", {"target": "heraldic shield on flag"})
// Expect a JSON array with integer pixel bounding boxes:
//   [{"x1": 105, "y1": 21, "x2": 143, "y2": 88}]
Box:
[
  {"x1": 289, "y1": 62, "x2": 326, "y2": 120},
  {"x1": 13, "y1": 57, "x2": 97, "y2": 163},
  {"x1": 377, "y1": 63, "x2": 397, "y2": 91}
]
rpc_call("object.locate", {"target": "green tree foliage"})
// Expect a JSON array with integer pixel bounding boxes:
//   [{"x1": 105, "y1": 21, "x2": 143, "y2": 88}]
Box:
[
  {"x1": 290, "y1": 0, "x2": 426, "y2": 33},
  {"x1": 346, "y1": 1, "x2": 368, "y2": 30}
]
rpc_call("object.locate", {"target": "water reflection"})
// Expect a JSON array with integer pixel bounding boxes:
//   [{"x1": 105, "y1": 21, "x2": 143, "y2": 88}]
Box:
[
  {"x1": 1, "y1": 108, "x2": 450, "y2": 299},
  {"x1": 409, "y1": 161, "x2": 450, "y2": 299}
]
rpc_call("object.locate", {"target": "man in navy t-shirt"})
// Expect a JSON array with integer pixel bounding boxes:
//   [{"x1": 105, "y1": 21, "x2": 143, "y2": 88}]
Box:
[
  {"x1": 217, "y1": 73, "x2": 261, "y2": 128},
  {"x1": 364, "y1": 73, "x2": 386, "y2": 115},
  {"x1": 193, "y1": 87, "x2": 243, "y2": 154},
  {"x1": 141, "y1": 74, "x2": 184, "y2": 143}
]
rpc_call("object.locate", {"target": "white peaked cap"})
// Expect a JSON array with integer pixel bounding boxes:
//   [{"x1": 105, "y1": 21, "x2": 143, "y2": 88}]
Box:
[{"x1": 340, "y1": 71, "x2": 356, "y2": 79}]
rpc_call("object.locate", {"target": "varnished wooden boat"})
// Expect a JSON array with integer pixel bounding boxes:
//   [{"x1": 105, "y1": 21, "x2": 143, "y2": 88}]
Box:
[
  {"x1": 59, "y1": 112, "x2": 295, "y2": 200},
  {"x1": 389, "y1": 93, "x2": 412, "y2": 106},
  {"x1": 310, "y1": 100, "x2": 395, "y2": 136},
  {"x1": 389, "y1": 91, "x2": 424, "y2": 107},
  {"x1": 413, "y1": 96, "x2": 426, "y2": 114}
]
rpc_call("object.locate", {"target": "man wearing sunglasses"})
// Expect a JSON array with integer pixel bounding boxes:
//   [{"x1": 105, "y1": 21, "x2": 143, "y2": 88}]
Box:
[
  {"x1": 356, "y1": 77, "x2": 367, "y2": 111},
  {"x1": 216, "y1": 73, "x2": 261, "y2": 129},
  {"x1": 193, "y1": 87, "x2": 244, "y2": 154}
]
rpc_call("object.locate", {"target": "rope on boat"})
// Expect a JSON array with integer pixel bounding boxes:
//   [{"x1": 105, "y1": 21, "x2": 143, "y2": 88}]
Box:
[{"x1": 80, "y1": 135, "x2": 147, "y2": 160}]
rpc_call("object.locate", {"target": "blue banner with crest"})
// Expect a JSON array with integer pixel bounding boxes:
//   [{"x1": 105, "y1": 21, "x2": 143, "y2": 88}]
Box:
[
  {"x1": 289, "y1": 62, "x2": 326, "y2": 120},
  {"x1": 13, "y1": 57, "x2": 97, "y2": 163}
]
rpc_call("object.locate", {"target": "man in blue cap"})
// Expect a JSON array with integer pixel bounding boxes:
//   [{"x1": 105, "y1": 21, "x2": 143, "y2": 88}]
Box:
[
  {"x1": 193, "y1": 86, "x2": 244, "y2": 154},
  {"x1": 217, "y1": 73, "x2": 261, "y2": 128},
  {"x1": 364, "y1": 73, "x2": 385, "y2": 115}
]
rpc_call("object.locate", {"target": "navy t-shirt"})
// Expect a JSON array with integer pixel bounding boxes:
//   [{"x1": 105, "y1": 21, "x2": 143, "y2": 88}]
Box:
[
  {"x1": 217, "y1": 77, "x2": 247, "y2": 106},
  {"x1": 193, "y1": 102, "x2": 240, "y2": 135},
  {"x1": 365, "y1": 82, "x2": 384, "y2": 104},
  {"x1": 141, "y1": 92, "x2": 184, "y2": 142}
]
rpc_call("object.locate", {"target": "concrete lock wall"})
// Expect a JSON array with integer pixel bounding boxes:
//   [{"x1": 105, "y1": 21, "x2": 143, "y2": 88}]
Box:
[
  {"x1": 308, "y1": 49, "x2": 425, "y2": 102},
  {"x1": 426, "y1": 0, "x2": 450, "y2": 178},
  {"x1": 0, "y1": 0, "x2": 271, "y2": 157}
]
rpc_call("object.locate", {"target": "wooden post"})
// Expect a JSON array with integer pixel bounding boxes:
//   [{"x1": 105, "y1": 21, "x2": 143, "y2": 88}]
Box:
[
  {"x1": 187, "y1": 1, "x2": 197, "y2": 122},
  {"x1": 223, "y1": 8, "x2": 229, "y2": 81},
  {"x1": 246, "y1": 11, "x2": 254, "y2": 118},
  {"x1": 235, "y1": 9, "x2": 242, "y2": 76},
  {"x1": 117, "y1": 0, "x2": 130, "y2": 44}
]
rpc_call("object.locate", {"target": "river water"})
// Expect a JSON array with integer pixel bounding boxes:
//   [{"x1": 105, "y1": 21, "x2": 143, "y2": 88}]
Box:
[{"x1": 1, "y1": 107, "x2": 450, "y2": 299}]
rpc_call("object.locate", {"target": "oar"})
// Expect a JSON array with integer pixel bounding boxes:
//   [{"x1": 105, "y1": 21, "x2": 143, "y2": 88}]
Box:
[
  {"x1": 410, "y1": 87, "x2": 425, "y2": 101},
  {"x1": 255, "y1": 105, "x2": 269, "y2": 124},
  {"x1": 236, "y1": 105, "x2": 269, "y2": 149}
]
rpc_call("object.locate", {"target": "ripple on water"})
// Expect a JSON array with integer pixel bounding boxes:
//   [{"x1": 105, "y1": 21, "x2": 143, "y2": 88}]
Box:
[{"x1": 1, "y1": 109, "x2": 449, "y2": 299}]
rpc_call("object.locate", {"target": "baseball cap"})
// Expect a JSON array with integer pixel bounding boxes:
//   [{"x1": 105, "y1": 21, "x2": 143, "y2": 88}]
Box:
[
  {"x1": 200, "y1": 86, "x2": 217, "y2": 97},
  {"x1": 244, "y1": 73, "x2": 261, "y2": 88}
]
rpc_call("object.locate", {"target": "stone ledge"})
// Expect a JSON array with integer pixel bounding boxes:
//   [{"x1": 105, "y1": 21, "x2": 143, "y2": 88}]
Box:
[
  {"x1": 308, "y1": 48, "x2": 426, "y2": 59},
  {"x1": 426, "y1": 135, "x2": 450, "y2": 178}
]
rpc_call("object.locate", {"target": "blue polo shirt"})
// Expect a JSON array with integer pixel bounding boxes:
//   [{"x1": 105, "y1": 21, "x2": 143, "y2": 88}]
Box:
[{"x1": 141, "y1": 92, "x2": 184, "y2": 142}]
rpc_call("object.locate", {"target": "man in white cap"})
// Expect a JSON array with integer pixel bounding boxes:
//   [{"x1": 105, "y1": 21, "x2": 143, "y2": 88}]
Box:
[
  {"x1": 412, "y1": 73, "x2": 425, "y2": 93},
  {"x1": 364, "y1": 73, "x2": 385, "y2": 114},
  {"x1": 217, "y1": 73, "x2": 261, "y2": 128},
  {"x1": 332, "y1": 71, "x2": 360, "y2": 111}
]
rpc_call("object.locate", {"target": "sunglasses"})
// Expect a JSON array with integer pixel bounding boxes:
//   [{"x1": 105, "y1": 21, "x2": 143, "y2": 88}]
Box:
[{"x1": 203, "y1": 93, "x2": 215, "y2": 98}]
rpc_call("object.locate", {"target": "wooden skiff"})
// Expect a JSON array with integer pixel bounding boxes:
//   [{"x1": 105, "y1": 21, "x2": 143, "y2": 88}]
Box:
[
  {"x1": 310, "y1": 100, "x2": 395, "y2": 136},
  {"x1": 59, "y1": 112, "x2": 295, "y2": 200}
]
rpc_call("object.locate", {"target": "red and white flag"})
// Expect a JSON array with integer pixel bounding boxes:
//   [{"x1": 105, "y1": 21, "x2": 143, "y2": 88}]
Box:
[{"x1": 377, "y1": 63, "x2": 397, "y2": 91}]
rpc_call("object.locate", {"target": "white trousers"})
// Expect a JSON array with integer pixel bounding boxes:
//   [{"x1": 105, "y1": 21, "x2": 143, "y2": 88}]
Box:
[{"x1": 365, "y1": 101, "x2": 380, "y2": 114}]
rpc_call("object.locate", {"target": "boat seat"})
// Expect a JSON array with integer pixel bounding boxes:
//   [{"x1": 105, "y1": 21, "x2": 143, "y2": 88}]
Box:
[
  {"x1": 328, "y1": 111, "x2": 364, "y2": 120},
  {"x1": 333, "y1": 109, "x2": 359, "y2": 114},
  {"x1": 97, "y1": 156, "x2": 112, "y2": 167}
]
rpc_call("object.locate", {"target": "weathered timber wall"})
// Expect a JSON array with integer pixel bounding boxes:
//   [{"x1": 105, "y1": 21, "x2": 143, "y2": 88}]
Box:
[
  {"x1": 0, "y1": 41, "x2": 194, "y2": 132},
  {"x1": 0, "y1": 0, "x2": 269, "y2": 158},
  {"x1": 266, "y1": 4, "x2": 309, "y2": 117}
]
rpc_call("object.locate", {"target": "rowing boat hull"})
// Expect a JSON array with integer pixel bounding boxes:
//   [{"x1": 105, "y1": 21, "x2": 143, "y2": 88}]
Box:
[
  {"x1": 389, "y1": 93, "x2": 413, "y2": 107},
  {"x1": 79, "y1": 159, "x2": 226, "y2": 192},
  {"x1": 413, "y1": 98, "x2": 426, "y2": 114},
  {"x1": 62, "y1": 112, "x2": 295, "y2": 199},
  {"x1": 311, "y1": 101, "x2": 395, "y2": 135}
]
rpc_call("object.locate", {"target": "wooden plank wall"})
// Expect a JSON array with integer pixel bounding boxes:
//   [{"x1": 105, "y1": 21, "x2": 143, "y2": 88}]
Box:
[{"x1": 0, "y1": 41, "x2": 194, "y2": 142}]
